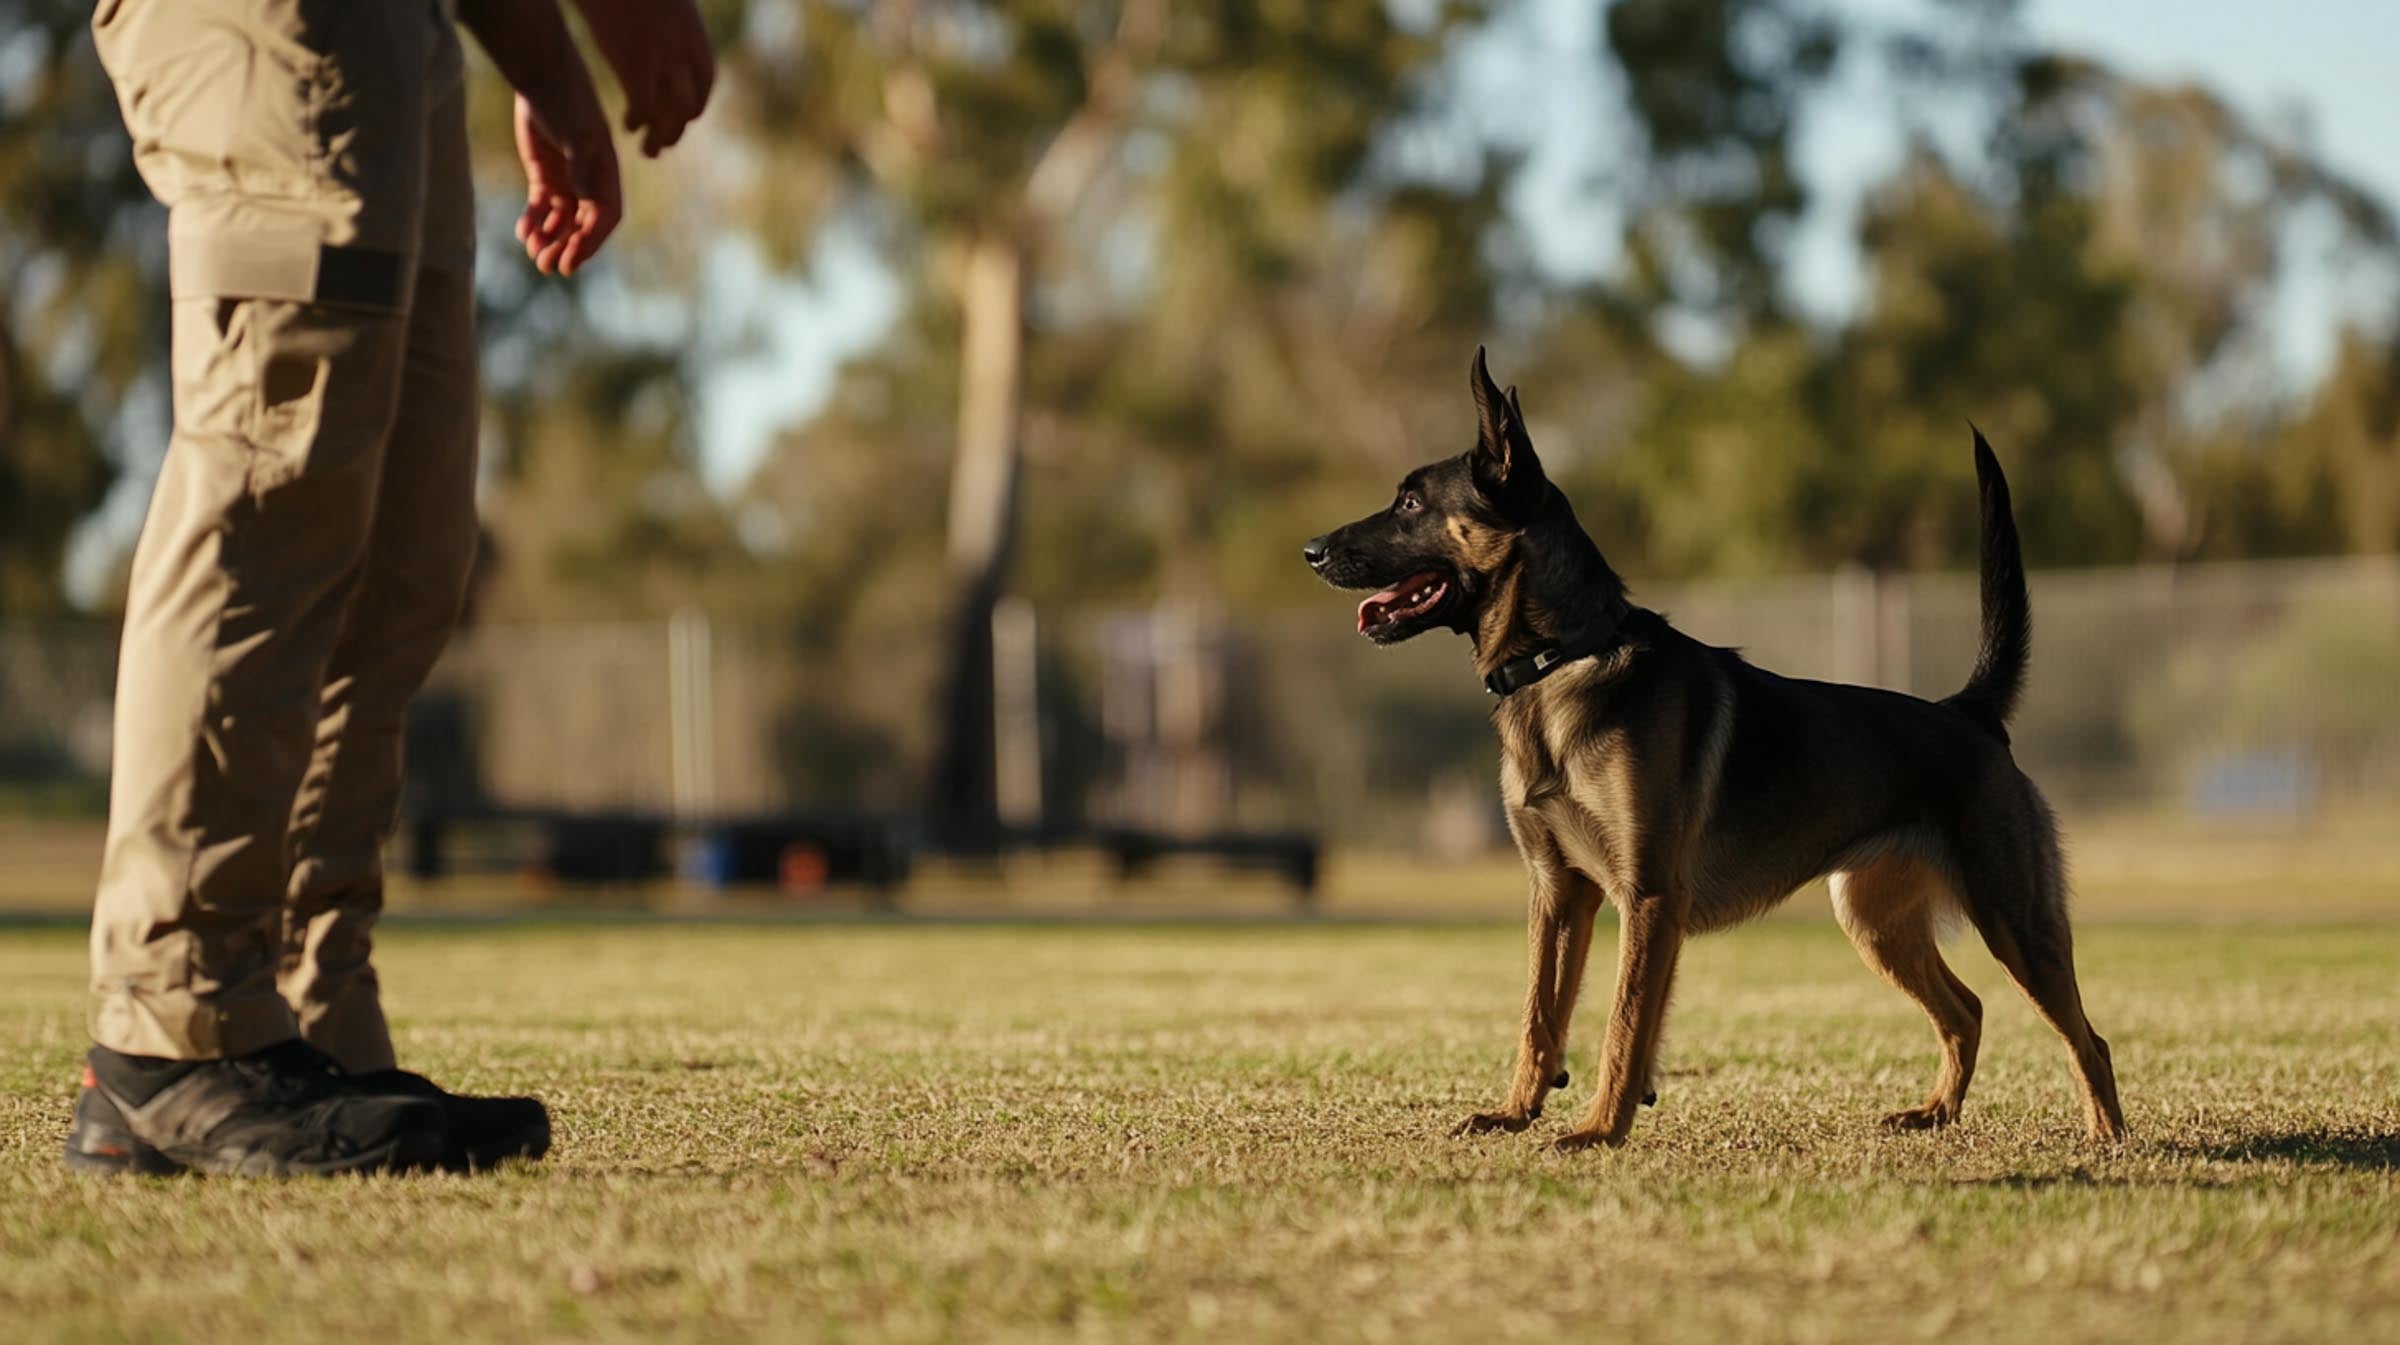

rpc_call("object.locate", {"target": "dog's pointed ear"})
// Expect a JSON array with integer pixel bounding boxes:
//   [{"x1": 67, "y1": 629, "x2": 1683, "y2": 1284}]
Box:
[
  {"x1": 1472, "y1": 346, "x2": 1508, "y2": 460},
  {"x1": 1469, "y1": 346, "x2": 1544, "y2": 506}
]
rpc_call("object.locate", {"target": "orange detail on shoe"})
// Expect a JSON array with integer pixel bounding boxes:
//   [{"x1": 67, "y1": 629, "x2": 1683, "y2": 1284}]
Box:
[{"x1": 81, "y1": 1064, "x2": 97, "y2": 1090}]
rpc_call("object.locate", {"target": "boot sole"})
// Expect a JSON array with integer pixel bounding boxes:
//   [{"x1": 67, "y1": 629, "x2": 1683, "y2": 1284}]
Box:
[
  {"x1": 62, "y1": 1138, "x2": 187, "y2": 1177},
  {"x1": 445, "y1": 1118, "x2": 553, "y2": 1172},
  {"x1": 65, "y1": 1128, "x2": 445, "y2": 1178}
]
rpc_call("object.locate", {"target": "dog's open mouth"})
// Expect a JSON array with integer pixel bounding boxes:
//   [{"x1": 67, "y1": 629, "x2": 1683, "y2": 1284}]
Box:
[{"x1": 1357, "y1": 570, "x2": 1451, "y2": 637}]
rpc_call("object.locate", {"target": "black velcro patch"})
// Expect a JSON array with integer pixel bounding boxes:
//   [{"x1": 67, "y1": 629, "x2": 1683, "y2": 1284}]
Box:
[{"x1": 314, "y1": 244, "x2": 405, "y2": 310}]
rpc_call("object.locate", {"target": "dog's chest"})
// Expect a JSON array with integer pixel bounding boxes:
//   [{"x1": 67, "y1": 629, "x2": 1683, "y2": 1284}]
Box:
[
  {"x1": 1497, "y1": 673, "x2": 1646, "y2": 884},
  {"x1": 1533, "y1": 791, "x2": 1637, "y2": 889}
]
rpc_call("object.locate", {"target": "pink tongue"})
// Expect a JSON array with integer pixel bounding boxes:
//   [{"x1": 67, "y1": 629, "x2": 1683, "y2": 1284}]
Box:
[{"x1": 1356, "y1": 573, "x2": 1438, "y2": 633}]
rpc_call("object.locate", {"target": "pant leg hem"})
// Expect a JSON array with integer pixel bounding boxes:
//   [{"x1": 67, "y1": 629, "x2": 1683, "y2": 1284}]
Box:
[
  {"x1": 89, "y1": 988, "x2": 300, "y2": 1061},
  {"x1": 294, "y1": 1002, "x2": 397, "y2": 1075}
]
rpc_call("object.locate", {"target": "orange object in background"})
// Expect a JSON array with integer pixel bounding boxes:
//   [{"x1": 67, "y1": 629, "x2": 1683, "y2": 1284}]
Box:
[{"x1": 779, "y1": 844, "x2": 831, "y2": 894}]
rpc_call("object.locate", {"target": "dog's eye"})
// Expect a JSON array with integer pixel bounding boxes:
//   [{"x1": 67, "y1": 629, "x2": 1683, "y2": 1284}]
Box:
[{"x1": 1398, "y1": 491, "x2": 1424, "y2": 514}]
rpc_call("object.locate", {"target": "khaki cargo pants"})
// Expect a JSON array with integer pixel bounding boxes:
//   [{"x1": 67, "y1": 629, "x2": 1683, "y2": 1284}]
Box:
[{"x1": 89, "y1": 0, "x2": 479, "y2": 1070}]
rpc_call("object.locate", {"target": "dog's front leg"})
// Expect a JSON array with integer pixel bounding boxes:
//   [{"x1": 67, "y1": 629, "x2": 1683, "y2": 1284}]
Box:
[
  {"x1": 1555, "y1": 889, "x2": 1686, "y2": 1151},
  {"x1": 1453, "y1": 859, "x2": 1601, "y2": 1137}
]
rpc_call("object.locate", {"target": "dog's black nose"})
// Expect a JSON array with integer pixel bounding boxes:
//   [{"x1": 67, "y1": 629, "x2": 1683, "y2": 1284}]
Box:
[{"x1": 1302, "y1": 537, "x2": 1330, "y2": 568}]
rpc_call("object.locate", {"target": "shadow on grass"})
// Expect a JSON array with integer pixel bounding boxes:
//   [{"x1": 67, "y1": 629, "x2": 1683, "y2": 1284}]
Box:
[
  {"x1": 1934, "y1": 1128, "x2": 2400, "y2": 1189},
  {"x1": 2158, "y1": 1127, "x2": 2400, "y2": 1169}
]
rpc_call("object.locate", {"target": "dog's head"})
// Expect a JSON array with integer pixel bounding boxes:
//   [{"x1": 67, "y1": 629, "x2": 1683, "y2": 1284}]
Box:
[{"x1": 1303, "y1": 347, "x2": 1555, "y2": 645}]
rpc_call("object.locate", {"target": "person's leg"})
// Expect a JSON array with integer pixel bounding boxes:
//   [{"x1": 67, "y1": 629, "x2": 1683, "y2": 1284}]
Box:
[
  {"x1": 89, "y1": 292, "x2": 409, "y2": 1059},
  {"x1": 280, "y1": 32, "x2": 483, "y2": 1074},
  {"x1": 271, "y1": 25, "x2": 551, "y2": 1171},
  {"x1": 72, "y1": 0, "x2": 452, "y2": 1175},
  {"x1": 275, "y1": 262, "x2": 478, "y2": 1072}
]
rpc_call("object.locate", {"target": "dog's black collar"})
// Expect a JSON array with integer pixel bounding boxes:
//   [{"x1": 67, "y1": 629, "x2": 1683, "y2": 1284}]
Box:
[{"x1": 1483, "y1": 611, "x2": 1623, "y2": 697}]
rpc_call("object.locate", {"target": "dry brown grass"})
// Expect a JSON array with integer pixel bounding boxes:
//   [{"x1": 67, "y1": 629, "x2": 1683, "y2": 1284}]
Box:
[{"x1": 1, "y1": 914, "x2": 2394, "y2": 1343}]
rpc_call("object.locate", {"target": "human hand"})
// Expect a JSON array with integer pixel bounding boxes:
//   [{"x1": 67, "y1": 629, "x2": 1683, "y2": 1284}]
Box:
[
  {"x1": 570, "y1": 0, "x2": 716, "y2": 157},
  {"x1": 512, "y1": 88, "x2": 621, "y2": 276},
  {"x1": 459, "y1": 0, "x2": 627, "y2": 275}
]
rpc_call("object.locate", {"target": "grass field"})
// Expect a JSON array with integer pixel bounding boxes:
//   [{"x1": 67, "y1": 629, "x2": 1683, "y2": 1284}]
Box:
[{"x1": 2, "y1": 911, "x2": 2395, "y2": 1344}]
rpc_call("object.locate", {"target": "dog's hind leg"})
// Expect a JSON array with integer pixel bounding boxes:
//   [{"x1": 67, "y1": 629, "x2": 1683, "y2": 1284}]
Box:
[
  {"x1": 1957, "y1": 795, "x2": 2128, "y2": 1142},
  {"x1": 1830, "y1": 854, "x2": 1982, "y2": 1131}
]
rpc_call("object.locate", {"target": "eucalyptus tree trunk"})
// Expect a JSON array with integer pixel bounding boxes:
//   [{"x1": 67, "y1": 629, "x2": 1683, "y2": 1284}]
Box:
[
  {"x1": 917, "y1": 0, "x2": 1164, "y2": 849},
  {"x1": 927, "y1": 232, "x2": 1026, "y2": 849}
]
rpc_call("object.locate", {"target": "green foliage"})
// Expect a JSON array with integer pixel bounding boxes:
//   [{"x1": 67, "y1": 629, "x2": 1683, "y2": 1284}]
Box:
[
  {"x1": 705, "y1": 0, "x2": 1511, "y2": 643},
  {"x1": 10, "y1": 0, "x2": 2400, "y2": 621},
  {"x1": 0, "y1": 0, "x2": 150, "y2": 614},
  {"x1": 1599, "y1": 46, "x2": 2400, "y2": 578},
  {"x1": 1607, "y1": 0, "x2": 1841, "y2": 327},
  {"x1": 2194, "y1": 328, "x2": 2400, "y2": 559}
]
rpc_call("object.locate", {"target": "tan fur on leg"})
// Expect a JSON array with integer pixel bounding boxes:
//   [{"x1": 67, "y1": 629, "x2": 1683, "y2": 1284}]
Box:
[
  {"x1": 1960, "y1": 798, "x2": 2128, "y2": 1142},
  {"x1": 1977, "y1": 918, "x2": 2127, "y2": 1141},
  {"x1": 1830, "y1": 857, "x2": 1983, "y2": 1131}
]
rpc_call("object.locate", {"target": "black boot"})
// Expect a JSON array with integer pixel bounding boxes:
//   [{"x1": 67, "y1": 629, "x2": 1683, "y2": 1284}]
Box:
[
  {"x1": 65, "y1": 1041, "x2": 446, "y2": 1178},
  {"x1": 63, "y1": 1075, "x2": 184, "y2": 1176},
  {"x1": 350, "y1": 1069, "x2": 551, "y2": 1171}
]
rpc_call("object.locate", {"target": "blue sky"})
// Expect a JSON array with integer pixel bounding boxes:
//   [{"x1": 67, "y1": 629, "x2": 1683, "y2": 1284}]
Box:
[{"x1": 2029, "y1": 0, "x2": 2397, "y2": 194}]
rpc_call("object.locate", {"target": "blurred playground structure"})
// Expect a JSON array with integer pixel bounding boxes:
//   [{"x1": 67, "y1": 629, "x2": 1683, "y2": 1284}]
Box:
[{"x1": 5, "y1": 551, "x2": 2396, "y2": 898}]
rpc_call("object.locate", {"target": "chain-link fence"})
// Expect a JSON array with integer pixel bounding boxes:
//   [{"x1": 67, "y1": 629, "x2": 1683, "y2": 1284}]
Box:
[{"x1": 6, "y1": 554, "x2": 2398, "y2": 850}]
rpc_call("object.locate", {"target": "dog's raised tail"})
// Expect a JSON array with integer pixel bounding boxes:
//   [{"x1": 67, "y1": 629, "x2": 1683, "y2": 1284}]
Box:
[{"x1": 1947, "y1": 427, "x2": 2029, "y2": 744}]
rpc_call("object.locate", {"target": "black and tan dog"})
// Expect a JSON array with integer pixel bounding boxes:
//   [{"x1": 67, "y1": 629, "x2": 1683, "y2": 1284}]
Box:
[{"x1": 1303, "y1": 350, "x2": 2127, "y2": 1151}]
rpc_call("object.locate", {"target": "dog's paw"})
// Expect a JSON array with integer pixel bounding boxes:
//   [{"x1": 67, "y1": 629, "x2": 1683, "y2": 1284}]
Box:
[
  {"x1": 1450, "y1": 1109, "x2": 1534, "y2": 1138},
  {"x1": 1878, "y1": 1101, "x2": 1959, "y2": 1133},
  {"x1": 1549, "y1": 1128, "x2": 1626, "y2": 1154}
]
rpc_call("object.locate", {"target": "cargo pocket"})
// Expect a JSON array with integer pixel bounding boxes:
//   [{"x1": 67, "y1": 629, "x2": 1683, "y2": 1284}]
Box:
[{"x1": 236, "y1": 299, "x2": 406, "y2": 502}]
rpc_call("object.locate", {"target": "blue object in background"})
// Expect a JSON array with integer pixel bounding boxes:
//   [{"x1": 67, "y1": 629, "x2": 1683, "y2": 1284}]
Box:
[{"x1": 2190, "y1": 749, "x2": 2318, "y2": 818}]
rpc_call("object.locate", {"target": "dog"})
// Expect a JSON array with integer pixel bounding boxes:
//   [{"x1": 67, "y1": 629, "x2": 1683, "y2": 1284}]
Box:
[{"x1": 1302, "y1": 348, "x2": 2127, "y2": 1150}]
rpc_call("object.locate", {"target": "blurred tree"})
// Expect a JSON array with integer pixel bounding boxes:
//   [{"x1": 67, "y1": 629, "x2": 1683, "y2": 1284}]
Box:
[
  {"x1": 0, "y1": 1, "x2": 152, "y2": 614},
  {"x1": 443, "y1": 0, "x2": 2400, "y2": 823},
  {"x1": 718, "y1": 0, "x2": 1496, "y2": 842},
  {"x1": 457, "y1": 19, "x2": 753, "y2": 624},
  {"x1": 1589, "y1": 31, "x2": 2399, "y2": 576},
  {"x1": 2210, "y1": 324, "x2": 2400, "y2": 558},
  {"x1": 2016, "y1": 64, "x2": 2393, "y2": 559},
  {"x1": 480, "y1": 343, "x2": 754, "y2": 618},
  {"x1": 15, "y1": 0, "x2": 2400, "y2": 757},
  {"x1": 693, "y1": 0, "x2": 1181, "y2": 843},
  {"x1": 1604, "y1": 0, "x2": 1841, "y2": 334}
]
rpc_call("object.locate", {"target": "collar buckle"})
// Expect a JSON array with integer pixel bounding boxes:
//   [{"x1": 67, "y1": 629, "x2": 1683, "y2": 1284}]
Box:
[{"x1": 1481, "y1": 609, "x2": 1624, "y2": 699}]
